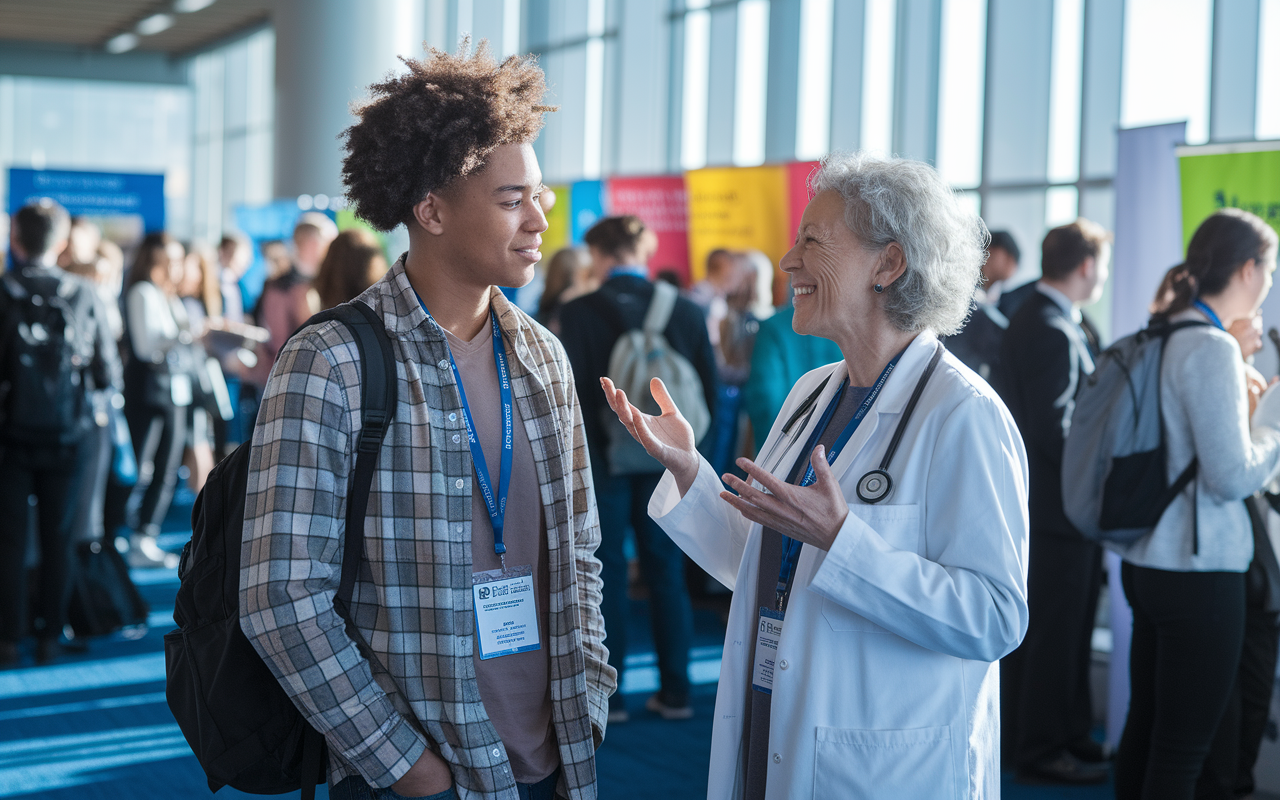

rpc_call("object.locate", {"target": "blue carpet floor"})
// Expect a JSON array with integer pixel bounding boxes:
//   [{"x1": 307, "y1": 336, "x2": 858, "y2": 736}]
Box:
[{"x1": 0, "y1": 491, "x2": 1114, "y2": 799}]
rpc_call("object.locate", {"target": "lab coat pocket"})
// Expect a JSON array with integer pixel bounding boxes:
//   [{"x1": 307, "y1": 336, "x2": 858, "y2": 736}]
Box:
[
  {"x1": 812, "y1": 725, "x2": 955, "y2": 800},
  {"x1": 821, "y1": 504, "x2": 920, "y2": 632}
]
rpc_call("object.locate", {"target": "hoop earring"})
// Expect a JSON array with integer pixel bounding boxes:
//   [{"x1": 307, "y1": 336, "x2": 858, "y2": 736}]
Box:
[{"x1": 873, "y1": 284, "x2": 884, "y2": 294}]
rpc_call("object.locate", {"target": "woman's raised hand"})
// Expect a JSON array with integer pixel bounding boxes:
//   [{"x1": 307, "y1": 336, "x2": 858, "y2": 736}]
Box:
[{"x1": 600, "y1": 376, "x2": 700, "y2": 495}]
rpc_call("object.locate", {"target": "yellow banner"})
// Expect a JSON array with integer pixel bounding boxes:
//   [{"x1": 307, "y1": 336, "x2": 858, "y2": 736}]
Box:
[
  {"x1": 541, "y1": 184, "x2": 572, "y2": 258},
  {"x1": 685, "y1": 166, "x2": 792, "y2": 282}
]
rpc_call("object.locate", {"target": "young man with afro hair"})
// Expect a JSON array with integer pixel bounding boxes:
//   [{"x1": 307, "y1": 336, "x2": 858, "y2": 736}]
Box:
[{"x1": 240, "y1": 43, "x2": 616, "y2": 800}]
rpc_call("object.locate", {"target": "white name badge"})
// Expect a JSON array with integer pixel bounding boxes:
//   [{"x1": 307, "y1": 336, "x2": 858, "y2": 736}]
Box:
[
  {"x1": 472, "y1": 565, "x2": 541, "y2": 660},
  {"x1": 751, "y1": 607, "x2": 785, "y2": 694}
]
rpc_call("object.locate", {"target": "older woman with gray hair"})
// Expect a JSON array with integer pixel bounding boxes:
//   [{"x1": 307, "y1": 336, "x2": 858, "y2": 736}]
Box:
[{"x1": 602, "y1": 152, "x2": 1030, "y2": 799}]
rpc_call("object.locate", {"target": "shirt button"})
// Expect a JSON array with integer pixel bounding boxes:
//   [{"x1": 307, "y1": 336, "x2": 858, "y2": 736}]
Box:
[
  {"x1": 438, "y1": 359, "x2": 449, "y2": 370},
  {"x1": 772, "y1": 753, "x2": 782, "y2": 764},
  {"x1": 452, "y1": 434, "x2": 460, "y2": 443},
  {"x1": 457, "y1": 525, "x2": 464, "y2": 533},
  {"x1": 448, "y1": 412, "x2": 457, "y2": 422},
  {"x1": 455, "y1": 479, "x2": 464, "y2": 489},
  {"x1": 492, "y1": 748, "x2": 501, "y2": 758},
  {"x1": 779, "y1": 659, "x2": 789, "y2": 670}
]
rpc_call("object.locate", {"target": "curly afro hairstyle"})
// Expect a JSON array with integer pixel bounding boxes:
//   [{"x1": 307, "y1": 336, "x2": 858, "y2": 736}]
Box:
[{"x1": 341, "y1": 40, "x2": 555, "y2": 232}]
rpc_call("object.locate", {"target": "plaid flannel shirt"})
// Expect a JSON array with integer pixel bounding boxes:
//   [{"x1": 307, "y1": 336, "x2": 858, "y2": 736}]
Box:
[{"x1": 240, "y1": 258, "x2": 616, "y2": 800}]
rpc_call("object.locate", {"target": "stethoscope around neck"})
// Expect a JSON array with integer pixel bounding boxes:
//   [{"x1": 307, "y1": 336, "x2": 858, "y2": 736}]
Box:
[{"x1": 759, "y1": 342, "x2": 946, "y2": 504}]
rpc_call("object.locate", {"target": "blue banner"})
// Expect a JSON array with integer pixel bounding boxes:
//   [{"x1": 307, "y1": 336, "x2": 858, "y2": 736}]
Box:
[
  {"x1": 570, "y1": 180, "x2": 606, "y2": 245},
  {"x1": 7, "y1": 168, "x2": 166, "y2": 233}
]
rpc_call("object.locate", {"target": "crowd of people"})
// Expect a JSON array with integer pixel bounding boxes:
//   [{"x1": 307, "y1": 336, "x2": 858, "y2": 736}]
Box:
[
  {"x1": 2, "y1": 42, "x2": 1279, "y2": 800},
  {"x1": 0, "y1": 203, "x2": 389, "y2": 661}
]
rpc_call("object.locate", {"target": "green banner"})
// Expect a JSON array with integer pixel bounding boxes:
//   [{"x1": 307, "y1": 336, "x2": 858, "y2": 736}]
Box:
[{"x1": 1179, "y1": 143, "x2": 1280, "y2": 249}]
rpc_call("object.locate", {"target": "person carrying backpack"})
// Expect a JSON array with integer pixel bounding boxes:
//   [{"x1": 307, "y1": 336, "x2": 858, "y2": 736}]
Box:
[
  {"x1": 1111, "y1": 209, "x2": 1280, "y2": 800},
  {"x1": 559, "y1": 216, "x2": 717, "y2": 723},
  {"x1": 240, "y1": 44, "x2": 615, "y2": 800},
  {"x1": 0, "y1": 199, "x2": 122, "y2": 666}
]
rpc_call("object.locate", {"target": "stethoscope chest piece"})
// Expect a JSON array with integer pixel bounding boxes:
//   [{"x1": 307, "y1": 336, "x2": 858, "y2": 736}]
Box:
[{"x1": 857, "y1": 469, "x2": 893, "y2": 504}]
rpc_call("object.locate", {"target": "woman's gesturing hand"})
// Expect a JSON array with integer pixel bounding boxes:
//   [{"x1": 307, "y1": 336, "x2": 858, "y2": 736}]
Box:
[
  {"x1": 601, "y1": 376, "x2": 701, "y2": 495},
  {"x1": 719, "y1": 446, "x2": 850, "y2": 551}
]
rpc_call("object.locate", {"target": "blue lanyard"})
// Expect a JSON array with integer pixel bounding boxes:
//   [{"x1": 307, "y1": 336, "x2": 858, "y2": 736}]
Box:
[
  {"x1": 416, "y1": 292, "x2": 514, "y2": 556},
  {"x1": 1192, "y1": 299, "x2": 1226, "y2": 331},
  {"x1": 775, "y1": 354, "x2": 901, "y2": 609}
]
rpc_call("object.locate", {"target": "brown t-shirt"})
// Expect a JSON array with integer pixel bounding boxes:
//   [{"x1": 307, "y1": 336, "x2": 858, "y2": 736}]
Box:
[{"x1": 445, "y1": 323, "x2": 558, "y2": 784}]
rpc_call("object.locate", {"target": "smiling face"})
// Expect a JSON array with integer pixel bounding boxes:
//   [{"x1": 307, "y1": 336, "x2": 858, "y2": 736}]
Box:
[
  {"x1": 423, "y1": 142, "x2": 548, "y2": 290},
  {"x1": 781, "y1": 189, "x2": 894, "y2": 342}
]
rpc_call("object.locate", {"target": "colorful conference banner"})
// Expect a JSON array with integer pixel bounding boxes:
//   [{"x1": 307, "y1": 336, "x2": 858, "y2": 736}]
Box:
[
  {"x1": 1178, "y1": 140, "x2": 1280, "y2": 248},
  {"x1": 541, "y1": 183, "x2": 572, "y2": 257},
  {"x1": 684, "y1": 165, "x2": 792, "y2": 283},
  {"x1": 607, "y1": 175, "x2": 690, "y2": 280}
]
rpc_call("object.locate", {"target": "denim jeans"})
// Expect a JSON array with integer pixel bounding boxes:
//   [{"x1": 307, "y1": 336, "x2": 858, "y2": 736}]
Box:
[
  {"x1": 592, "y1": 465, "x2": 693, "y2": 706},
  {"x1": 329, "y1": 768, "x2": 559, "y2": 800}
]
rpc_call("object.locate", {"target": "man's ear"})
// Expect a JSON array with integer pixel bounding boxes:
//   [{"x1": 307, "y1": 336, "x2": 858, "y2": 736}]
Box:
[
  {"x1": 411, "y1": 193, "x2": 446, "y2": 236},
  {"x1": 876, "y1": 242, "x2": 908, "y2": 289},
  {"x1": 1078, "y1": 256, "x2": 1096, "y2": 284}
]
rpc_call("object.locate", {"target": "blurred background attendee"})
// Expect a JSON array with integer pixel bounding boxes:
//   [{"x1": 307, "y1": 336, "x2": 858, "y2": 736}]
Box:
[
  {"x1": 1, "y1": 200, "x2": 121, "y2": 665},
  {"x1": 175, "y1": 243, "x2": 227, "y2": 492},
  {"x1": 537, "y1": 246, "x2": 595, "y2": 335},
  {"x1": 122, "y1": 233, "x2": 192, "y2": 568},
  {"x1": 943, "y1": 229, "x2": 1022, "y2": 385},
  {"x1": 989, "y1": 231, "x2": 1034, "y2": 319},
  {"x1": 687, "y1": 248, "x2": 739, "y2": 350},
  {"x1": 1117, "y1": 209, "x2": 1280, "y2": 799},
  {"x1": 217, "y1": 233, "x2": 252, "y2": 324},
  {"x1": 1000, "y1": 219, "x2": 1109, "y2": 785},
  {"x1": 710, "y1": 252, "x2": 760, "y2": 474},
  {"x1": 57, "y1": 219, "x2": 130, "y2": 555},
  {"x1": 743, "y1": 292, "x2": 843, "y2": 453},
  {"x1": 1199, "y1": 309, "x2": 1280, "y2": 800},
  {"x1": 313, "y1": 227, "x2": 388, "y2": 310},
  {"x1": 559, "y1": 215, "x2": 717, "y2": 725},
  {"x1": 251, "y1": 214, "x2": 334, "y2": 383}
]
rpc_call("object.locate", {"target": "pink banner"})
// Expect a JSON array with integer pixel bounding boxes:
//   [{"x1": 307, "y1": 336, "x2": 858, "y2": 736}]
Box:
[
  {"x1": 788, "y1": 160, "x2": 821, "y2": 239},
  {"x1": 607, "y1": 175, "x2": 691, "y2": 284}
]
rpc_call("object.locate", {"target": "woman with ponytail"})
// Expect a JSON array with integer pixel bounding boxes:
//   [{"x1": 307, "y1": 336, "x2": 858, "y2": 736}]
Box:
[{"x1": 1116, "y1": 209, "x2": 1280, "y2": 799}]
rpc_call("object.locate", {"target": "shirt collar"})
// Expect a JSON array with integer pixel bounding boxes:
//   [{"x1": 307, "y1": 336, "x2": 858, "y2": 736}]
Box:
[
  {"x1": 1036, "y1": 281, "x2": 1081, "y2": 323},
  {"x1": 608, "y1": 264, "x2": 649, "y2": 280}
]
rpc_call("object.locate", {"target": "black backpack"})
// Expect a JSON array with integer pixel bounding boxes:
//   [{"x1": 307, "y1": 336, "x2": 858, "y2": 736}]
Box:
[
  {"x1": 0, "y1": 269, "x2": 96, "y2": 444},
  {"x1": 164, "y1": 301, "x2": 396, "y2": 800}
]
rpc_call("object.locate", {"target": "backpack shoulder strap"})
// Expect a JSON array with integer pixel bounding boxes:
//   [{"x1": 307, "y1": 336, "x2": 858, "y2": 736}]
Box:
[
  {"x1": 309, "y1": 302, "x2": 398, "y2": 614},
  {"x1": 643, "y1": 280, "x2": 678, "y2": 335}
]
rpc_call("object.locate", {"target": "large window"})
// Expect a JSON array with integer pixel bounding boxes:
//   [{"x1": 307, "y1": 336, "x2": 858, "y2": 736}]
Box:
[
  {"x1": 190, "y1": 27, "x2": 274, "y2": 244},
  {"x1": 0, "y1": 75, "x2": 191, "y2": 238}
]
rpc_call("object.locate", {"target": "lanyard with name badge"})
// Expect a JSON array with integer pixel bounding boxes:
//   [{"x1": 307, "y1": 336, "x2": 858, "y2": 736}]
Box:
[
  {"x1": 752, "y1": 353, "x2": 901, "y2": 695},
  {"x1": 416, "y1": 291, "x2": 540, "y2": 660},
  {"x1": 751, "y1": 343, "x2": 946, "y2": 695}
]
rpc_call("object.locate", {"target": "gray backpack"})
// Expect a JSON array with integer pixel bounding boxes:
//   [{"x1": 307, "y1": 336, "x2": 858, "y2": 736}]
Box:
[
  {"x1": 598, "y1": 280, "x2": 710, "y2": 475},
  {"x1": 1061, "y1": 321, "x2": 1205, "y2": 547}
]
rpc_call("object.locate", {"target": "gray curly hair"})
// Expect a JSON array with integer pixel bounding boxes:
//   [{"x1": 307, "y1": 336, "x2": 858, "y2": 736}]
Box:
[{"x1": 811, "y1": 152, "x2": 988, "y2": 335}]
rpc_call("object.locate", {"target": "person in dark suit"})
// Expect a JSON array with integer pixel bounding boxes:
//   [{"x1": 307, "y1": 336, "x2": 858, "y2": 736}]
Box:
[
  {"x1": 559, "y1": 216, "x2": 718, "y2": 724},
  {"x1": 943, "y1": 230, "x2": 1021, "y2": 384},
  {"x1": 988, "y1": 231, "x2": 1045, "y2": 322},
  {"x1": 999, "y1": 218, "x2": 1111, "y2": 784}
]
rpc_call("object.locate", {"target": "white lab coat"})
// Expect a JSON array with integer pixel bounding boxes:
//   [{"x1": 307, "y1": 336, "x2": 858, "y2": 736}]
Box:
[{"x1": 649, "y1": 331, "x2": 1030, "y2": 800}]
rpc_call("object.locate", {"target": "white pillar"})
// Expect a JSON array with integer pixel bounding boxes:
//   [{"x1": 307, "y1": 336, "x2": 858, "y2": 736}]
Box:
[
  {"x1": 1210, "y1": 0, "x2": 1261, "y2": 142},
  {"x1": 764, "y1": 0, "x2": 802, "y2": 162},
  {"x1": 892, "y1": 0, "x2": 942, "y2": 164},
  {"x1": 615, "y1": 0, "x2": 670, "y2": 175},
  {"x1": 828, "y1": 0, "x2": 867, "y2": 152},
  {"x1": 706, "y1": 4, "x2": 739, "y2": 166},
  {"x1": 272, "y1": 0, "x2": 424, "y2": 199}
]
